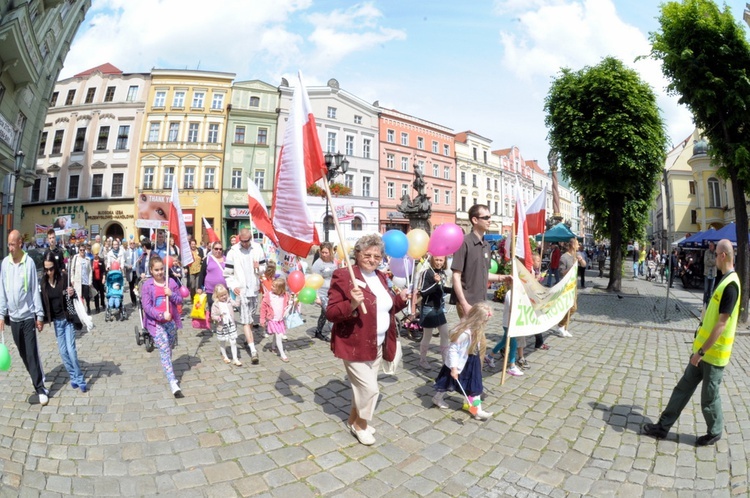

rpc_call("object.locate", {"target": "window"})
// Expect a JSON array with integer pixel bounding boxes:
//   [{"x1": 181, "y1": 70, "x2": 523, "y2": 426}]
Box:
[
  {"x1": 494, "y1": 179, "x2": 498, "y2": 191},
  {"x1": 691, "y1": 209, "x2": 697, "y2": 224},
  {"x1": 31, "y1": 179, "x2": 41, "y2": 202},
  {"x1": 432, "y1": 141, "x2": 439, "y2": 153},
  {"x1": 433, "y1": 164, "x2": 439, "y2": 177},
  {"x1": 444, "y1": 166, "x2": 450, "y2": 180},
  {"x1": 148, "y1": 123, "x2": 160, "y2": 142},
  {"x1": 184, "y1": 167, "x2": 195, "y2": 189},
  {"x1": 445, "y1": 190, "x2": 450, "y2": 205},
  {"x1": 50, "y1": 91, "x2": 59, "y2": 106},
  {"x1": 111, "y1": 173, "x2": 124, "y2": 197},
  {"x1": 401, "y1": 157, "x2": 409, "y2": 171},
  {"x1": 153, "y1": 91, "x2": 166, "y2": 107},
  {"x1": 231, "y1": 169, "x2": 242, "y2": 189},
  {"x1": 85, "y1": 88, "x2": 96, "y2": 103},
  {"x1": 207, "y1": 124, "x2": 219, "y2": 143},
  {"x1": 495, "y1": 201, "x2": 499, "y2": 215},
  {"x1": 104, "y1": 86, "x2": 115, "y2": 102},
  {"x1": 192, "y1": 91, "x2": 205, "y2": 108},
  {"x1": 47, "y1": 177, "x2": 57, "y2": 200},
  {"x1": 387, "y1": 129, "x2": 394, "y2": 143},
  {"x1": 362, "y1": 176, "x2": 371, "y2": 197},
  {"x1": 68, "y1": 175, "x2": 79, "y2": 199},
  {"x1": 461, "y1": 196, "x2": 466, "y2": 212},
  {"x1": 257, "y1": 128, "x2": 267, "y2": 145},
  {"x1": 91, "y1": 174, "x2": 103, "y2": 198},
  {"x1": 163, "y1": 167, "x2": 174, "y2": 189},
  {"x1": 38, "y1": 132, "x2": 47, "y2": 156},
  {"x1": 143, "y1": 167, "x2": 154, "y2": 190},
  {"x1": 460, "y1": 172, "x2": 466, "y2": 185},
  {"x1": 486, "y1": 178, "x2": 491, "y2": 190},
  {"x1": 254, "y1": 170, "x2": 265, "y2": 190},
  {"x1": 363, "y1": 138, "x2": 371, "y2": 159},
  {"x1": 249, "y1": 96, "x2": 260, "y2": 107},
  {"x1": 351, "y1": 217, "x2": 362, "y2": 231},
  {"x1": 387, "y1": 182, "x2": 394, "y2": 199},
  {"x1": 444, "y1": 144, "x2": 450, "y2": 156},
  {"x1": 327, "y1": 132, "x2": 336, "y2": 153},
  {"x1": 483, "y1": 150, "x2": 488, "y2": 164},
  {"x1": 204, "y1": 168, "x2": 215, "y2": 189},
  {"x1": 126, "y1": 86, "x2": 138, "y2": 102},
  {"x1": 354, "y1": 115, "x2": 362, "y2": 125},
  {"x1": 168, "y1": 122, "x2": 179, "y2": 142},
  {"x1": 386, "y1": 154, "x2": 394, "y2": 169},
  {"x1": 472, "y1": 174, "x2": 477, "y2": 188},
  {"x1": 417, "y1": 137, "x2": 424, "y2": 150},
  {"x1": 473, "y1": 148, "x2": 477, "y2": 161},
  {"x1": 187, "y1": 123, "x2": 199, "y2": 143},
  {"x1": 434, "y1": 189, "x2": 440, "y2": 205},
  {"x1": 65, "y1": 89, "x2": 75, "y2": 105},
  {"x1": 401, "y1": 183, "x2": 409, "y2": 198},
  {"x1": 234, "y1": 126, "x2": 246, "y2": 144},
  {"x1": 327, "y1": 107, "x2": 337, "y2": 119},
  {"x1": 689, "y1": 181, "x2": 696, "y2": 195},
  {"x1": 401, "y1": 132, "x2": 408, "y2": 146},
  {"x1": 52, "y1": 130, "x2": 64, "y2": 154},
  {"x1": 116, "y1": 125, "x2": 130, "y2": 150},
  {"x1": 173, "y1": 91, "x2": 185, "y2": 108},
  {"x1": 211, "y1": 93, "x2": 224, "y2": 110},
  {"x1": 97, "y1": 126, "x2": 109, "y2": 150},
  {"x1": 73, "y1": 127, "x2": 86, "y2": 152},
  {"x1": 345, "y1": 135, "x2": 354, "y2": 156},
  {"x1": 708, "y1": 177, "x2": 721, "y2": 207},
  {"x1": 344, "y1": 174, "x2": 354, "y2": 190}
]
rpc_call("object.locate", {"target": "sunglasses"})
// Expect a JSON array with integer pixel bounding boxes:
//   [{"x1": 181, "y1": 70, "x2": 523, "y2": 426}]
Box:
[
  {"x1": 477, "y1": 215, "x2": 492, "y2": 220},
  {"x1": 239, "y1": 238, "x2": 251, "y2": 244},
  {"x1": 44, "y1": 267, "x2": 55, "y2": 273},
  {"x1": 213, "y1": 247, "x2": 223, "y2": 251}
]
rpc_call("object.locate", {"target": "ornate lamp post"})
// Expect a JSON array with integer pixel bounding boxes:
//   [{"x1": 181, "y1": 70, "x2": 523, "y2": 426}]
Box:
[{"x1": 323, "y1": 152, "x2": 349, "y2": 242}]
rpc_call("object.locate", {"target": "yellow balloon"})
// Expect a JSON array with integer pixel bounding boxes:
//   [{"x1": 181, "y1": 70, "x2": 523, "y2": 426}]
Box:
[
  {"x1": 407, "y1": 229, "x2": 430, "y2": 259},
  {"x1": 305, "y1": 273, "x2": 325, "y2": 290},
  {"x1": 92, "y1": 243, "x2": 101, "y2": 255},
  {"x1": 335, "y1": 242, "x2": 351, "y2": 260}
]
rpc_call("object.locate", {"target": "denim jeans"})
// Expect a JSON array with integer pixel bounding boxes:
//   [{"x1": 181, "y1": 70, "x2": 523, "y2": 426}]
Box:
[
  {"x1": 545, "y1": 268, "x2": 560, "y2": 287},
  {"x1": 53, "y1": 318, "x2": 85, "y2": 387},
  {"x1": 703, "y1": 277, "x2": 715, "y2": 306}
]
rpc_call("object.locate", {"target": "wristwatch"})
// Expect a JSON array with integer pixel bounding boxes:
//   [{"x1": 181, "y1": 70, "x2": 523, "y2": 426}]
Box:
[{"x1": 698, "y1": 348, "x2": 705, "y2": 357}]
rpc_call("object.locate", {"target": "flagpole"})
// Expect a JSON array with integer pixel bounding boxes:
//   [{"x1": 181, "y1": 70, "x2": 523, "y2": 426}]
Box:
[
  {"x1": 501, "y1": 222, "x2": 516, "y2": 386},
  {"x1": 321, "y1": 176, "x2": 367, "y2": 315}
]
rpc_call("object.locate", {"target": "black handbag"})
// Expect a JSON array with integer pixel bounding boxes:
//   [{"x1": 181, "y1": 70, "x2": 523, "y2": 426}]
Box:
[{"x1": 64, "y1": 293, "x2": 83, "y2": 330}]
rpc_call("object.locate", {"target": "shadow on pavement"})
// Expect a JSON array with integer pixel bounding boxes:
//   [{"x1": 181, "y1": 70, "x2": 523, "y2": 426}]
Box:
[
  {"x1": 590, "y1": 401, "x2": 652, "y2": 434},
  {"x1": 275, "y1": 368, "x2": 304, "y2": 403},
  {"x1": 313, "y1": 378, "x2": 350, "y2": 422},
  {"x1": 46, "y1": 359, "x2": 124, "y2": 396},
  {"x1": 173, "y1": 354, "x2": 201, "y2": 382}
]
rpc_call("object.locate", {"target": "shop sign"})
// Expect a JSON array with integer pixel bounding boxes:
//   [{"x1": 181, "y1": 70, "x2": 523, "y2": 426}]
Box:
[
  {"x1": 87, "y1": 209, "x2": 134, "y2": 221},
  {"x1": 41, "y1": 205, "x2": 85, "y2": 219},
  {"x1": 228, "y1": 207, "x2": 250, "y2": 218}
]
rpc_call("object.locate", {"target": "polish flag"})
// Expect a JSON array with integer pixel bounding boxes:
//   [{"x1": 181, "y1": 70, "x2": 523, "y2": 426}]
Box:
[
  {"x1": 526, "y1": 186, "x2": 547, "y2": 235},
  {"x1": 272, "y1": 71, "x2": 327, "y2": 257},
  {"x1": 169, "y1": 182, "x2": 194, "y2": 267},
  {"x1": 248, "y1": 180, "x2": 279, "y2": 246},
  {"x1": 514, "y1": 183, "x2": 533, "y2": 272},
  {"x1": 202, "y1": 217, "x2": 220, "y2": 244}
]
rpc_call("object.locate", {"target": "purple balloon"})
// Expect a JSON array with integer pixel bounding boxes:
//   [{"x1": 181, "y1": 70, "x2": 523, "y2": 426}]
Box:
[
  {"x1": 389, "y1": 256, "x2": 414, "y2": 278},
  {"x1": 428, "y1": 223, "x2": 465, "y2": 257}
]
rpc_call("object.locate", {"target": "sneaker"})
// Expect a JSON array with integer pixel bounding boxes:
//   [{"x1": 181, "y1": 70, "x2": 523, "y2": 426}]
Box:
[
  {"x1": 507, "y1": 365, "x2": 524, "y2": 376},
  {"x1": 345, "y1": 421, "x2": 376, "y2": 435},
  {"x1": 432, "y1": 393, "x2": 449, "y2": 409},
  {"x1": 71, "y1": 382, "x2": 79, "y2": 389},
  {"x1": 642, "y1": 422, "x2": 668, "y2": 439},
  {"x1": 80, "y1": 384, "x2": 88, "y2": 393},
  {"x1": 251, "y1": 351, "x2": 259, "y2": 365},
  {"x1": 170, "y1": 380, "x2": 184, "y2": 399},
  {"x1": 419, "y1": 359, "x2": 431, "y2": 370},
  {"x1": 696, "y1": 433, "x2": 721, "y2": 446},
  {"x1": 38, "y1": 393, "x2": 49, "y2": 406},
  {"x1": 350, "y1": 424, "x2": 376, "y2": 445},
  {"x1": 518, "y1": 358, "x2": 530, "y2": 369},
  {"x1": 484, "y1": 355, "x2": 496, "y2": 369},
  {"x1": 474, "y1": 408, "x2": 493, "y2": 421}
]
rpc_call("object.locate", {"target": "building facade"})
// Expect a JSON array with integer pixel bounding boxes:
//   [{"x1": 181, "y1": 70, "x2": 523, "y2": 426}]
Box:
[
  {"x1": 136, "y1": 69, "x2": 234, "y2": 242},
  {"x1": 0, "y1": 0, "x2": 90, "y2": 249},
  {"x1": 222, "y1": 80, "x2": 278, "y2": 242},
  {"x1": 23, "y1": 63, "x2": 148, "y2": 241},
  {"x1": 493, "y1": 146, "x2": 534, "y2": 235},
  {"x1": 379, "y1": 109, "x2": 455, "y2": 233}
]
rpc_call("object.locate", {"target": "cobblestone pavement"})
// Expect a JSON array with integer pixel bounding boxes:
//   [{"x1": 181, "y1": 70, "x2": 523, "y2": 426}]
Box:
[{"x1": 1, "y1": 263, "x2": 748, "y2": 497}]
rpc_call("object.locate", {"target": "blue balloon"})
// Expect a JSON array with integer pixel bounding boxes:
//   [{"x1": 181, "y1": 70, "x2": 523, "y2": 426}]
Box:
[{"x1": 383, "y1": 230, "x2": 409, "y2": 259}]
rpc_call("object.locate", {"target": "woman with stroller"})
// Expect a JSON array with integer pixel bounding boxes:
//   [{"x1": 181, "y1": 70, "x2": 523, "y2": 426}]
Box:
[{"x1": 141, "y1": 255, "x2": 184, "y2": 398}]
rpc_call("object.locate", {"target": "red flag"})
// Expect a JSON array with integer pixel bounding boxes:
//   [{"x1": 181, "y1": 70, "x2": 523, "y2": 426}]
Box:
[
  {"x1": 514, "y1": 183, "x2": 533, "y2": 272},
  {"x1": 169, "y1": 182, "x2": 194, "y2": 267},
  {"x1": 525, "y1": 186, "x2": 547, "y2": 235},
  {"x1": 202, "y1": 217, "x2": 220, "y2": 244},
  {"x1": 272, "y1": 71, "x2": 327, "y2": 257},
  {"x1": 248, "y1": 180, "x2": 279, "y2": 245}
]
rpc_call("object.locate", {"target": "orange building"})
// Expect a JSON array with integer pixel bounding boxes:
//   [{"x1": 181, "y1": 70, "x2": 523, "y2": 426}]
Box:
[{"x1": 377, "y1": 108, "x2": 456, "y2": 232}]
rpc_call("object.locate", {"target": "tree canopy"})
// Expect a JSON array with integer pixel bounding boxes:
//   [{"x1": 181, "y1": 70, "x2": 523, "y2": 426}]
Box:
[
  {"x1": 545, "y1": 56, "x2": 668, "y2": 292},
  {"x1": 650, "y1": 0, "x2": 750, "y2": 321}
]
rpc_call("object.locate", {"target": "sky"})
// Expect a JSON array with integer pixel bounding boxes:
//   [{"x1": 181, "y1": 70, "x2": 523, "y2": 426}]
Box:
[{"x1": 60, "y1": 0, "x2": 750, "y2": 170}]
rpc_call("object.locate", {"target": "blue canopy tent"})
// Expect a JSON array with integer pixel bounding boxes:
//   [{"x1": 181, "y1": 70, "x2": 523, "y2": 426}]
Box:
[
  {"x1": 535, "y1": 223, "x2": 576, "y2": 243},
  {"x1": 703, "y1": 223, "x2": 748, "y2": 246},
  {"x1": 679, "y1": 228, "x2": 716, "y2": 248}
]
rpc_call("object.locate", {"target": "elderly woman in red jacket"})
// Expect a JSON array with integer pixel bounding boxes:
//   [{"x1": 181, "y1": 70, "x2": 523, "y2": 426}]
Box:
[{"x1": 326, "y1": 234, "x2": 409, "y2": 446}]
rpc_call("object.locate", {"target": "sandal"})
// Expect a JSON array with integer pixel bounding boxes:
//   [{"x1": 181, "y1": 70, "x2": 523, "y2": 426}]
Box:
[
  {"x1": 223, "y1": 357, "x2": 231, "y2": 364},
  {"x1": 537, "y1": 344, "x2": 550, "y2": 350},
  {"x1": 280, "y1": 356, "x2": 290, "y2": 363}
]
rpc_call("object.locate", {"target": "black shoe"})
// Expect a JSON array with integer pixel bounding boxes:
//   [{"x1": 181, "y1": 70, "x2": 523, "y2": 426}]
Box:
[
  {"x1": 642, "y1": 422, "x2": 668, "y2": 439},
  {"x1": 696, "y1": 433, "x2": 721, "y2": 446},
  {"x1": 314, "y1": 331, "x2": 330, "y2": 342}
]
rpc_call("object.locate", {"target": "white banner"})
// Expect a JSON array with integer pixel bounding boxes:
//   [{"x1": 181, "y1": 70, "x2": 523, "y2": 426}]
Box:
[{"x1": 508, "y1": 257, "x2": 577, "y2": 337}]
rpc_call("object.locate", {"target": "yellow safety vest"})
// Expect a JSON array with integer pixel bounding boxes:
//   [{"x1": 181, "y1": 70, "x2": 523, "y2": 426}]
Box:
[{"x1": 694, "y1": 271, "x2": 740, "y2": 366}]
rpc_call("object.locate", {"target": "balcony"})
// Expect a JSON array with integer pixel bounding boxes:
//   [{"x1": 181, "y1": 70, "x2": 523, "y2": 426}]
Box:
[
  {"x1": 142, "y1": 141, "x2": 223, "y2": 152},
  {"x1": 0, "y1": 6, "x2": 42, "y2": 85}
]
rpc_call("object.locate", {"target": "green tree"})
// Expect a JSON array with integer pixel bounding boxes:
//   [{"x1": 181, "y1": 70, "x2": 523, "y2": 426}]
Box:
[
  {"x1": 545, "y1": 57, "x2": 668, "y2": 292},
  {"x1": 649, "y1": 0, "x2": 750, "y2": 322}
]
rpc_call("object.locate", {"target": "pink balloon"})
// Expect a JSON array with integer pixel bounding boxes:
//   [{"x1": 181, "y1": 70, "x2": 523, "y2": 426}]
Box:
[
  {"x1": 287, "y1": 270, "x2": 305, "y2": 294},
  {"x1": 180, "y1": 286, "x2": 190, "y2": 298},
  {"x1": 428, "y1": 223, "x2": 465, "y2": 257}
]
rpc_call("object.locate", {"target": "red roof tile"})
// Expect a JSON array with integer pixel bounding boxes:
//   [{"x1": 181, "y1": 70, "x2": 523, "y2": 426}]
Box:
[{"x1": 73, "y1": 63, "x2": 123, "y2": 78}]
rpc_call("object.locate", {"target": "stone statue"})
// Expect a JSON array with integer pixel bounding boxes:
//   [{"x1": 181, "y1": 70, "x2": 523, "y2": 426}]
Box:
[
  {"x1": 396, "y1": 162, "x2": 432, "y2": 232},
  {"x1": 548, "y1": 148, "x2": 561, "y2": 219}
]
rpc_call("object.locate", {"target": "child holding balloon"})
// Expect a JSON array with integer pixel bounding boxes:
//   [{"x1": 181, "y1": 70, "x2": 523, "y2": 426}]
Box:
[
  {"x1": 432, "y1": 302, "x2": 493, "y2": 420},
  {"x1": 260, "y1": 278, "x2": 291, "y2": 362}
]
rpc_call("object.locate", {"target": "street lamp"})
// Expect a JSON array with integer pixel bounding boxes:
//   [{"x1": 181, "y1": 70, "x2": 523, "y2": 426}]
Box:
[{"x1": 323, "y1": 151, "x2": 350, "y2": 242}]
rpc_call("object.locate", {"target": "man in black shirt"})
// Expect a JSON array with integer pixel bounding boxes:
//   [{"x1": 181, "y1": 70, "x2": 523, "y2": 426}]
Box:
[{"x1": 43, "y1": 229, "x2": 66, "y2": 274}]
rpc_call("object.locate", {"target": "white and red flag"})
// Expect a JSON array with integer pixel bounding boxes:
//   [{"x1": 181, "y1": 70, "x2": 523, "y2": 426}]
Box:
[
  {"x1": 513, "y1": 183, "x2": 533, "y2": 272},
  {"x1": 248, "y1": 180, "x2": 279, "y2": 246},
  {"x1": 169, "y1": 182, "x2": 194, "y2": 267},
  {"x1": 272, "y1": 71, "x2": 328, "y2": 257},
  {"x1": 202, "y1": 217, "x2": 220, "y2": 245},
  {"x1": 526, "y1": 186, "x2": 547, "y2": 235}
]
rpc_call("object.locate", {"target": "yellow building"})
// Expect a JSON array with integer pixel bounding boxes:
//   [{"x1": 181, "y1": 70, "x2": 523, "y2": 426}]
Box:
[{"x1": 136, "y1": 70, "x2": 234, "y2": 242}]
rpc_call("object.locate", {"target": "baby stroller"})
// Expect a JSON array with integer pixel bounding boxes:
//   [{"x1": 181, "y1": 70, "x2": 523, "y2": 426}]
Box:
[
  {"x1": 646, "y1": 260, "x2": 657, "y2": 282},
  {"x1": 105, "y1": 263, "x2": 127, "y2": 322},
  {"x1": 132, "y1": 279, "x2": 155, "y2": 352}
]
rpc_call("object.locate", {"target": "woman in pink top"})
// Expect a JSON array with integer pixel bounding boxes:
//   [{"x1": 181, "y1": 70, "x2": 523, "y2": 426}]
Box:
[{"x1": 197, "y1": 241, "x2": 227, "y2": 309}]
